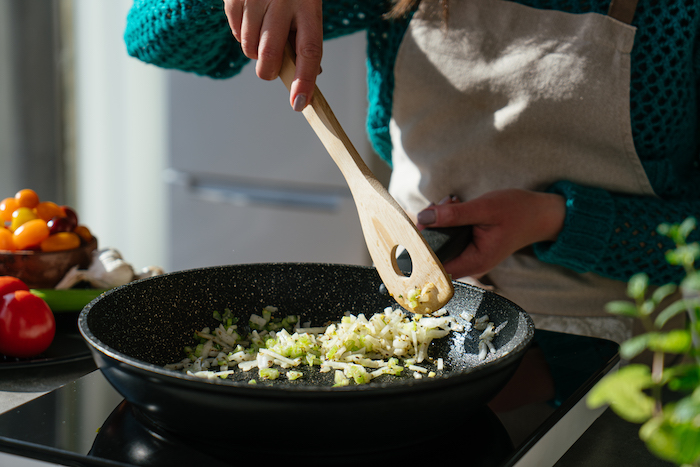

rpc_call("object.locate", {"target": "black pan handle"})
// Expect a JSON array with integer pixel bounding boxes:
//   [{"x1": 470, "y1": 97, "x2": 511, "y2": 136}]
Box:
[{"x1": 395, "y1": 225, "x2": 473, "y2": 275}]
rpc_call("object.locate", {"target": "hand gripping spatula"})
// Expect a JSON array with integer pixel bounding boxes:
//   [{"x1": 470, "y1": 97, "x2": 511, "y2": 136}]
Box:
[{"x1": 278, "y1": 45, "x2": 453, "y2": 313}]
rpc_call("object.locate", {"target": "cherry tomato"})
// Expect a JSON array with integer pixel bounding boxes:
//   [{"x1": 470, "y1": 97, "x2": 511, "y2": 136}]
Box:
[
  {"x1": 14, "y1": 189, "x2": 40, "y2": 209},
  {"x1": 0, "y1": 289, "x2": 55, "y2": 358},
  {"x1": 0, "y1": 276, "x2": 29, "y2": 297},
  {"x1": 47, "y1": 216, "x2": 76, "y2": 235},
  {"x1": 0, "y1": 228, "x2": 14, "y2": 251},
  {"x1": 62, "y1": 206, "x2": 79, "y2": 228},
  {"x1": 40, "y1": 232, "x2": 81, "y2": 252},
  {"x1": 0, "y1": 198, "x2": 18, "y2": 224},
  {"x1": 34, "y1": 201, "x2": 64, "y2": 222},
  {"x1": 13, "y1": 219, "x2": 50, "y2": 250},
  {"x1": 10, "y1": 207, "x2": 37, "y2": 232},
  {"x1": 73, "y1": 225, "x2": 93, "y2": 243}
]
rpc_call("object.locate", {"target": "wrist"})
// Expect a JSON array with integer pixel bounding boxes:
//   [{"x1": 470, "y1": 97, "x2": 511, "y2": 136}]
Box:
[
  {"x1": 537, "y1": 192, "x2": 566, "y2": 243},
  {"x1": 533, "y1": 181, "x2": 615, "y2": 272}
]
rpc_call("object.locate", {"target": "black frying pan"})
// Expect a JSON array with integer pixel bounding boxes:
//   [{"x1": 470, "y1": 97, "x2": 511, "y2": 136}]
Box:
[{"x1": 78, "y1": 262, "x2": 533, "y2": 443}]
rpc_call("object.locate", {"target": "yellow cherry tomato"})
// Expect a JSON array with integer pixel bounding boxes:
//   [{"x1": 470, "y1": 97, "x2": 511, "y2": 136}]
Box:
[
  {"x1": 40, "y1": 232, "x2": 81, "y2": 252},
  {"x1": 13, "y1": 219, "x2": 50, "y2": 250},
  {"x1": 0, "y1": 228, "x2": 15, "y2": 251},
  {"x1": 14, "y1": 189, "x2": 40, "y2": 209},
  {"x1": 0, "y1": 198, "x2": 18, "y2": 224},
  {"x1": 10, "y1": 207, "x2": 37, "y2": 232}
]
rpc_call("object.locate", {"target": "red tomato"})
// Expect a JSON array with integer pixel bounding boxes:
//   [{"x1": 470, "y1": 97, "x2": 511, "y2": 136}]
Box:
[
  {"x1": 0, "y1": 290, "x2": 55, "y2": 358},
  {"x1": 0, "y1": 276, "x2": 29, "y2": 298}
]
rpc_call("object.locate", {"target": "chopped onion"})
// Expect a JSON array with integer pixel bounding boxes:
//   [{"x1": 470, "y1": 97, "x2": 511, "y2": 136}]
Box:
[{"x1": 166, "y1": 304, "x2": 492, "y2": 386}]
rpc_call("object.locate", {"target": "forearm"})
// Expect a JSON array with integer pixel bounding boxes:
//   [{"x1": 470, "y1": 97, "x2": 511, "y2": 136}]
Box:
[{"x1": 124, "y1": 0, "x2": 247, "y2": 78}]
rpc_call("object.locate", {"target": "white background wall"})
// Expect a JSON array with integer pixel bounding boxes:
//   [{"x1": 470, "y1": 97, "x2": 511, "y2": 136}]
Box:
[{"x1": 72, "y1": 0, "x2": 168, "y2": 271}]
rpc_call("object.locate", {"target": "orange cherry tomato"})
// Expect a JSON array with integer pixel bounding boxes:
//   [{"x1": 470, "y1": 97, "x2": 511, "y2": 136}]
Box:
[
  {"x1": 13, "y1": 219, "x2": 50, "y2": 250},
  {"x1": 0, "y1": 228, "x2": 14, "y2": 251},
  {"x1": 14, "y1": 189, "x2": 40, "y2": 209},
  {"x1": 10, "y1": 207, "x2": 37, "y2": 232},
  {"x1": 40, "y1": 232, "x2": 81, "y2": 252},
  {"x1": 34, "y1": 201, "x2": 65, "y2": 222},
  {"x1": 0, "y1": 198, "x2": 18, "y2": 224},
  {"x1": 73, "y1": 225, "x2": 93, "y2": 242}
]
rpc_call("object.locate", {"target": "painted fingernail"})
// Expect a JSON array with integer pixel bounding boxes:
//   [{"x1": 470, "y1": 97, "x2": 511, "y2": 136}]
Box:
[
  {"x1": 417, "y1": 209, "x2": 436, "y2": 225},
  {"x1": 293, "y1": 94, "x2": 307, "y2": 112}
]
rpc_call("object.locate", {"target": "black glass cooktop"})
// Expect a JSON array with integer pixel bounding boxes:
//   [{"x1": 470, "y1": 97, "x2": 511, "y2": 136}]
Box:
[{"x1": 0, "y1": 330, "x2": 618, "y2": 467}]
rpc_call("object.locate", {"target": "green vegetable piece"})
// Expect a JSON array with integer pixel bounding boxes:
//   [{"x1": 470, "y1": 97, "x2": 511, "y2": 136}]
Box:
[{"x1": 260, "y1": 368, "x2": 279, "y2": 380}]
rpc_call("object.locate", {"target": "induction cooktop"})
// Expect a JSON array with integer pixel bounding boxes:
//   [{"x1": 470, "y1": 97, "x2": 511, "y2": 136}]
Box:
[{"x1": 0, "y1": 330, "x2": 618, "y2": 467}]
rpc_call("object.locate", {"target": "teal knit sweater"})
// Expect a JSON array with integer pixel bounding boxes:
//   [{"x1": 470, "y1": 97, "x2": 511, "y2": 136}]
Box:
[{"x1": 125, "y1": 0, "x2": 700, "y2": 286}]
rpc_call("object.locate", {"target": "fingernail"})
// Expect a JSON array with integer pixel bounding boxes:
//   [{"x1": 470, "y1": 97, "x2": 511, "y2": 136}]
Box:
[
  {"x1": 293, "y1": 94, "x2": 307, "y2": 112},
  {"x1": 417, "y1": 209, "x2": 436, "y2": 225}
]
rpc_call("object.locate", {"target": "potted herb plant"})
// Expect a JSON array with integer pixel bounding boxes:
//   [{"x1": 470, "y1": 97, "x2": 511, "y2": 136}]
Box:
[{"x1": 588, "y1": 217, "x2": 700, "y2": 466}]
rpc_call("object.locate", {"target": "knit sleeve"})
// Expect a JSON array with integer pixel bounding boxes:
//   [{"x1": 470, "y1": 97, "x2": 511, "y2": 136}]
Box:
[
  {"x1": 533, "y1": 180, "x2": 700, "y2": 286},
  {"x1": 124, "y1": 0, "x2": 247, "y2": 79}
]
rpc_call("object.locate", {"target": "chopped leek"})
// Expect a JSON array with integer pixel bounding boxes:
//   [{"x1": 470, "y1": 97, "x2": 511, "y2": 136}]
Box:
[{"x1": 166, "y1": 304, "x2": 476, "y2": 387}]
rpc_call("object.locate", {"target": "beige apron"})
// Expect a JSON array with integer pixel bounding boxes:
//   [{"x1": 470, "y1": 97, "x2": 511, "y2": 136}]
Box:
[{"x1": 389, "y1": 0, "x2": 654, "y2": 343}]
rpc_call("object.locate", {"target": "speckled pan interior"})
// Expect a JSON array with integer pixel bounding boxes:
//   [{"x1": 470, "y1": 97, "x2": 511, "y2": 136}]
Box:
[{"x1": 79, "y1": 263, "x2": 534, "y2": 391}]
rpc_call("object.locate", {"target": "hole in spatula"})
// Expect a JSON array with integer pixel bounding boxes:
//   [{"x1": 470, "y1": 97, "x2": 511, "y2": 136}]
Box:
[{"x1": 393, "y1": 244, "x2": 413, "y2": 276}]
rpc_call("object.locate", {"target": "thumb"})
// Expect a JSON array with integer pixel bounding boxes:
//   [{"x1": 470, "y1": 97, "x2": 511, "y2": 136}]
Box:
[{"x1": 416, "y1": 195, "x2": 463, "y2": 228}]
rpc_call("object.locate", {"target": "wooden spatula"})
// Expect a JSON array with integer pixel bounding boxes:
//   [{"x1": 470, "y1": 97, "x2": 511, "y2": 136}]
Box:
[{"x1": 278, "y1": 45, "x2": 453, "y2": 313}]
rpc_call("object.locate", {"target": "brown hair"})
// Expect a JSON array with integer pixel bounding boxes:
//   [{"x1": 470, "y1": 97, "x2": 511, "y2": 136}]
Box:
[{"x1": 385, "y1": 0, "x2": 450, "y2": 20}]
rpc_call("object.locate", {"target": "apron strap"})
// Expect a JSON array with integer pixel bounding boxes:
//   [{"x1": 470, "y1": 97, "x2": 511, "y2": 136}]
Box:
[{"x1": 608, "y1": 0, "x2": 639, "y2": 24}]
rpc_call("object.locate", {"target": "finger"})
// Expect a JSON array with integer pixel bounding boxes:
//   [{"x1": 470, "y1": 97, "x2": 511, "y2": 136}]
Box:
[
  {"x1": 443, "y1": 244, "x2": 492, "y2": 279},
  {"x1": 288, "y1": 6, "x2": 323, "y2": 111},
  {"x1": 239, "y1": 1, "x2": 268, "y2": 60},
  {"x1": 223, "y1": 0, "x2": 244, "y2": 42}
]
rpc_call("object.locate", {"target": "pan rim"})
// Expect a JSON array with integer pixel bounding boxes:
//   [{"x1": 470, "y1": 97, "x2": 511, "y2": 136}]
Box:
[{"x1": 78, "y1": 262, "x2": 535, "y2": 395}]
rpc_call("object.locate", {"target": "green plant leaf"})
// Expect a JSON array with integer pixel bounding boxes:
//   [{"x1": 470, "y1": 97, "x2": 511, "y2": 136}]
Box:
[
  {"x1": 651, "y1": 283, "x2": 678, "y2": 306},
  {"x1": 640, "y1": 401, "x2": 700, "y2": 465},
  {"x1": 679, "y1": 217, "x2": 697, "y2": 240},
  {"x1": 627, "y1": 273, "x2": 649, "y2": 300},
  {"x1": 682, "y1": 272, "x2": 700, "y2": 294},
  {"x1": 671, "y1": 394, "x2": 700, "y2": 424},
  {"x1": 668, "y1": 245, "x2": 700, "y2": 268},
  {"x1": 640, "y1": 299, "x2": 656, "y2": 317},
  {"x1": 587, "y1": 364, "x2": 655, "y2": 423},
  {"x1": 606, "y1": 300, "x2": 640, "y2": 318},
  {"x1": 647, "y1": 330, "x2": 692, "y2": 355},
  {"x1": 666, "y1": 364, "x2": 700, "y2": 392},
  {"x1": 620, "y1": 334, "x2": 654, "y2": 360},
  {"x1": 655, "y1": 299, "x2": 691, "y2": 329}
]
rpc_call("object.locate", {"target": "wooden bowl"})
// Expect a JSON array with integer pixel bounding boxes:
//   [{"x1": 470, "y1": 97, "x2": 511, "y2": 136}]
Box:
[{"x1": 0, "y1": 237, "x2": 98, "y2": 288}]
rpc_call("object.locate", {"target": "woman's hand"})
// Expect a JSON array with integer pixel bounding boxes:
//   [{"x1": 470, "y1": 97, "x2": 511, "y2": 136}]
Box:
[
  {"x1": 223, "y1": 0, "x2": 323, "y2": 111},
  {"x1": 416, "y1": 190, "x2": 566, "y2": 279}
]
